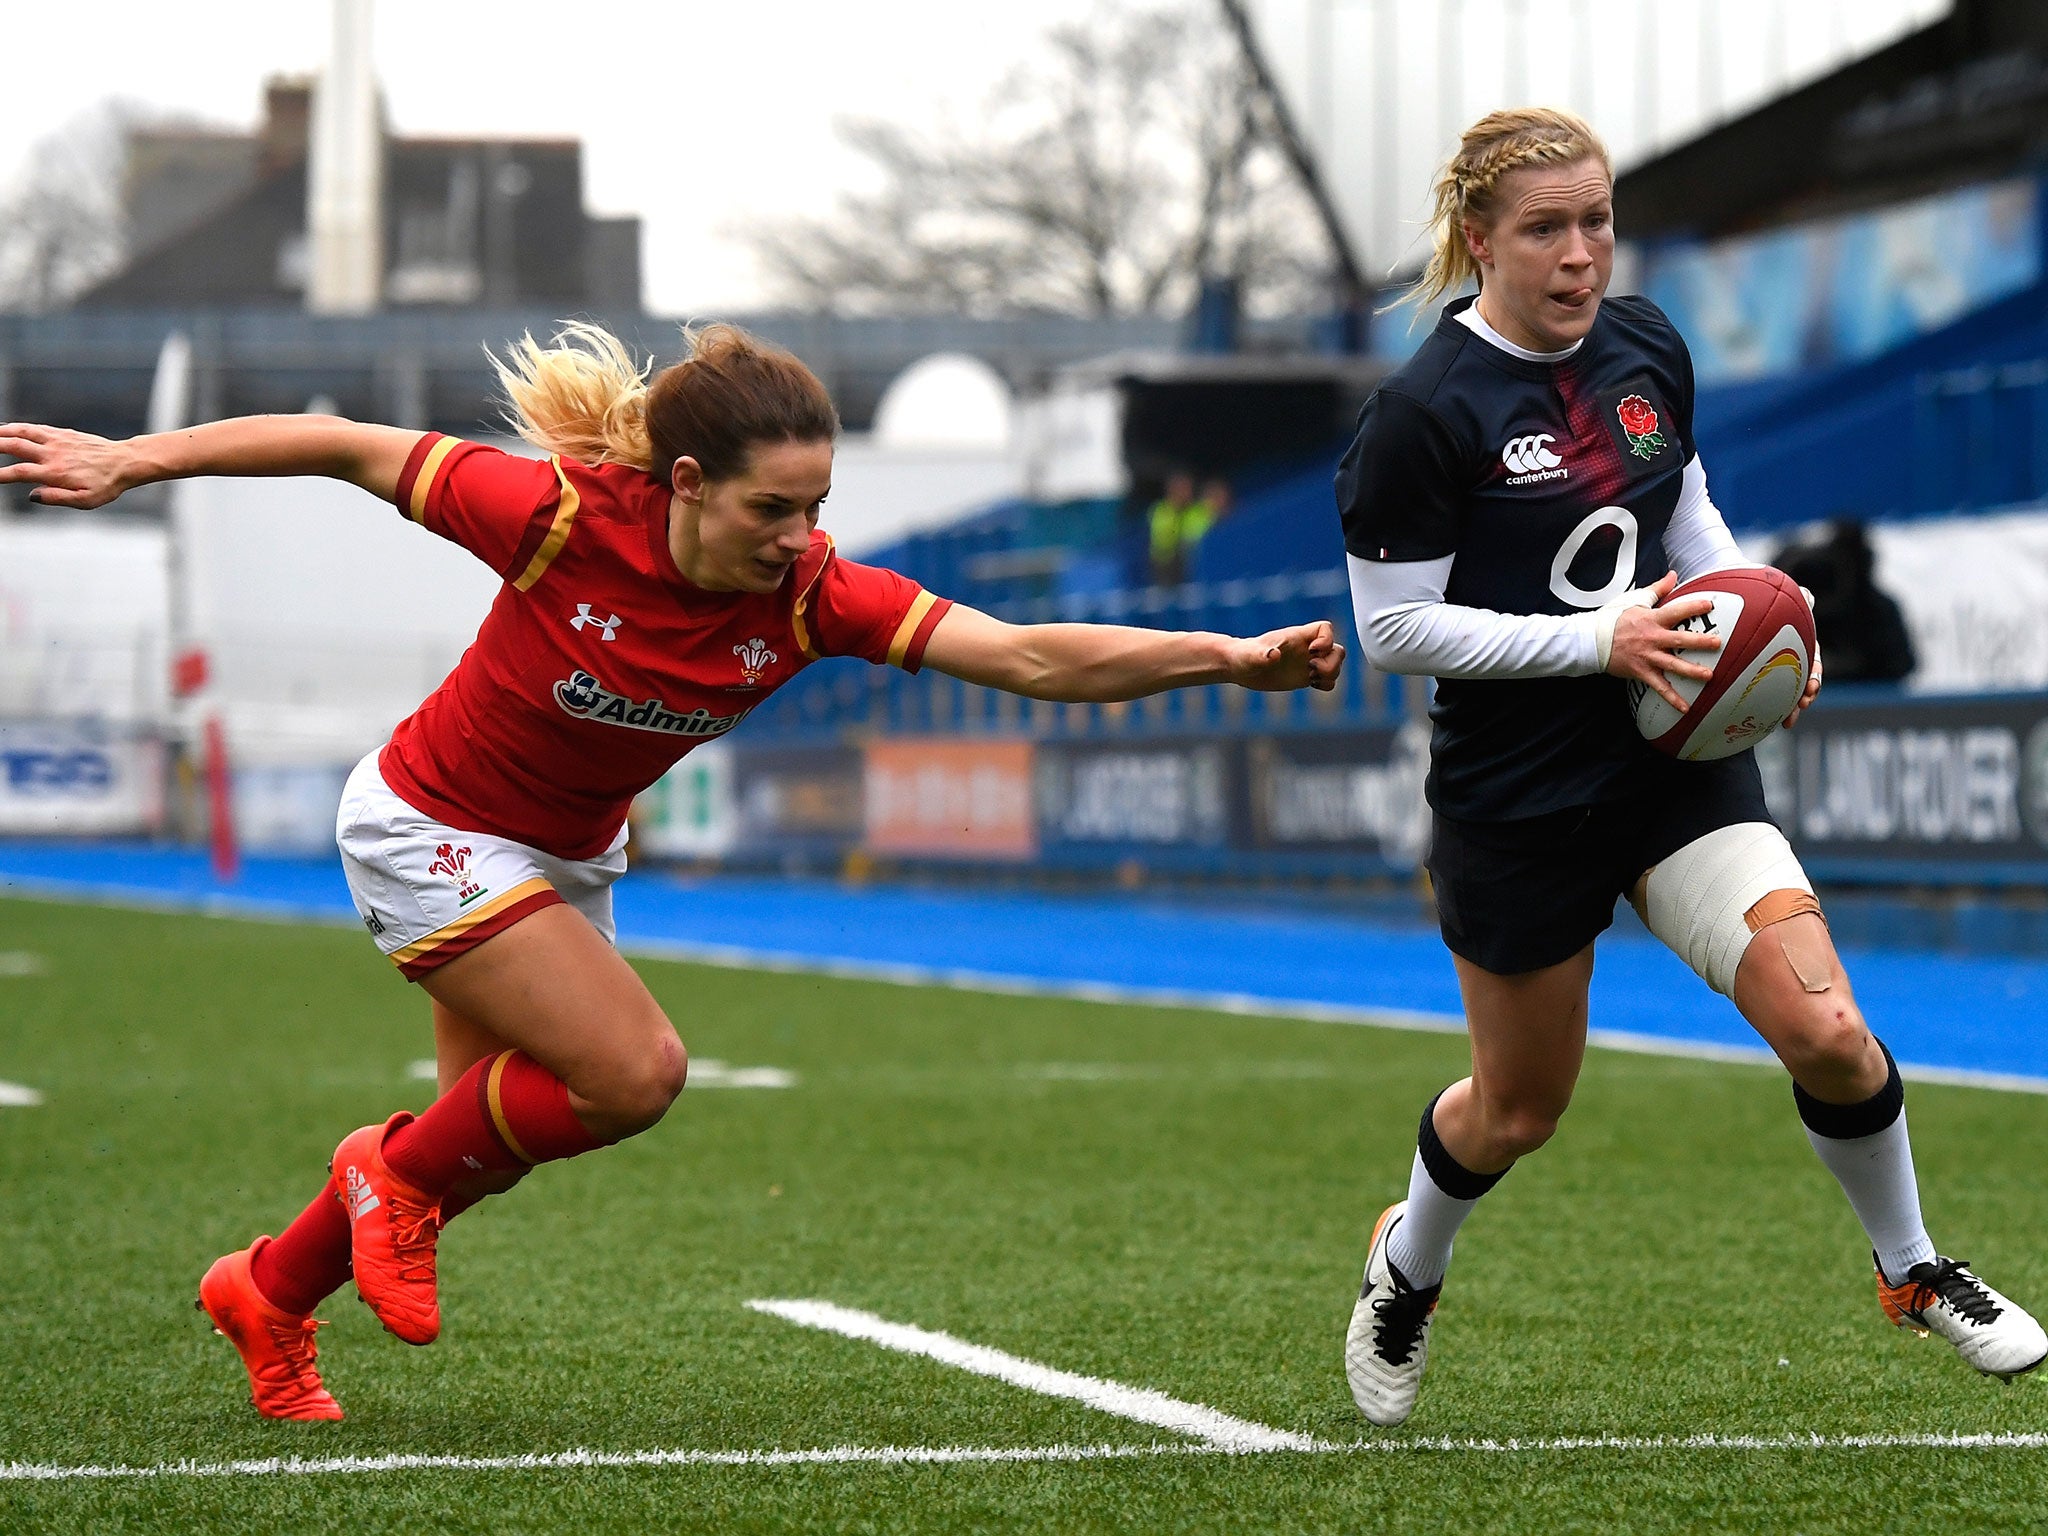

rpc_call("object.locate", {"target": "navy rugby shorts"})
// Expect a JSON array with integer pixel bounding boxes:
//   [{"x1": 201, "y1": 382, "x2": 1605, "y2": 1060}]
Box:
[{"x1": 1426, "y1": 754, "x2": 1775, "y2": 976}]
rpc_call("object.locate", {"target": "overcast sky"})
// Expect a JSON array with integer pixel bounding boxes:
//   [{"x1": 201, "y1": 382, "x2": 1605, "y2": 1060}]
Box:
[
  {"x1": 0, "y1": 0, "x2": 1100, "y2": 313},
  {"x1": 0, "y1": 0, "x2": 1952, "y2": 311}
]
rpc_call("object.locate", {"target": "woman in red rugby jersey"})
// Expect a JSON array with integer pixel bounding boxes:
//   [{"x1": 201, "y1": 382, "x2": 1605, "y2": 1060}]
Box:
[{"x1": 0, "y1": 322, "x2": 1342, "y2": 1421}]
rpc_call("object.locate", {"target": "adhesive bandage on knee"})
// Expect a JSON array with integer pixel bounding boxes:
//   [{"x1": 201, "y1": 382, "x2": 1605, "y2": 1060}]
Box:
[{"x1": 1635, "y1": 822, "x2": 1820, "y2": 998}]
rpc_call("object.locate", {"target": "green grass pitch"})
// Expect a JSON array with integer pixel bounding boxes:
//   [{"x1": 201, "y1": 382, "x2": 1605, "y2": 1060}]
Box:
[{"x1": 3, "y1": 892, "x2": 2047, "y2": 1534}]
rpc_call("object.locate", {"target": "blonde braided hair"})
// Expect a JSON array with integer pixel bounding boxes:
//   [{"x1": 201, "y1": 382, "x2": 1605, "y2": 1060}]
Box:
[{"x1": 1404, "y1": 107, "x2": 1612, "y2": 311}]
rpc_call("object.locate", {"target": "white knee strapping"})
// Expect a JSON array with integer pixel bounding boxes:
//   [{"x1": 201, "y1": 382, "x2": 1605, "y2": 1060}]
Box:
[{"x1": 1637, "y1": 822, "x2": 1813, "y2": 997}]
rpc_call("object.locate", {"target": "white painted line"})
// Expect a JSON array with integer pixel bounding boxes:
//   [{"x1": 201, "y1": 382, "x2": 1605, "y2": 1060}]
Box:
[
  {"x1": 0, "y1": 1445, "x2": 1236, "y2": 1483},
  {"x1": 399, "y1": 1056, "x2": 797, "y2": 1090},
  {"x1": 635, "y1": 936, "x2": 2048, "y2": 1096},
  {"x1": 0, "y1": 950, "x2": 44, "y2": 977},
  {"x1": 619, "y1": 935, "x2": 1472, "y2": 1042},
  {"x1": 0, "y1": 1444, "x2": 1203, "y2": 1483},
  {"x1": 690, "y1": 1059, "x2": 797, "y2": 1090},
  {"x1": 1019, "y1": 1062, "x2": 1165, "y2": 1082},
  {"x1": 1583, "y1": 1028, "x2": 2048, "y2": 1097},
  {"x1": 748, "y1": 1298, "x2": 1315, "y2": 1451},
  {"x1": 9, "y1": 1432, "x2": 2048, "y2": 1483},
  {"x1": 0, "y1": 1080, "x2": 43, "y2": 1107},
  {"x1": 1019, "y1": 1060, "x2": 1339, "y2": 1084}
]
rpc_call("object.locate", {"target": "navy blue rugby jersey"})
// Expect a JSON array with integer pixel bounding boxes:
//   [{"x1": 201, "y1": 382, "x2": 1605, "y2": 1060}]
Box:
[{"x1": 1338, "y1": 293, "x2": 1719, "y2": 822}]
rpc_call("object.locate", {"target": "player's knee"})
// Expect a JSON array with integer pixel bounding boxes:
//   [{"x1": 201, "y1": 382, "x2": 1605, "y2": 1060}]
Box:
[
  {"x1": 1485, "y1": 1103, "x2": 1563, "y2": 1160},
  {"x1": 579, "y1": 1030, "x2": 687, "y2": 1137},
  {"x1": 610, "y1": 1033, "x2": 688, "y2": 1134},
  {"x1": 1777, "y1": 998, "x2": 1871, "y2": 1083}
]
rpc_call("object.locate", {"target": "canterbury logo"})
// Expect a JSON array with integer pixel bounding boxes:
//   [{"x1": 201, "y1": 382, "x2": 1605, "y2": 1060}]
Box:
[
  {"x1": 1502, "y1": 434, "x2": 1562, "y2": 475},
  {"x1": 344, "y1": 1165, "x2": 380, "y2": 1222}
]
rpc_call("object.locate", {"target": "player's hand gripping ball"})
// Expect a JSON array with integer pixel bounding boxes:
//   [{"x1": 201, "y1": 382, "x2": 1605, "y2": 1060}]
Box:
[{"x1": 1630, "y1": 566, "x2": 1818, "y2": 760}]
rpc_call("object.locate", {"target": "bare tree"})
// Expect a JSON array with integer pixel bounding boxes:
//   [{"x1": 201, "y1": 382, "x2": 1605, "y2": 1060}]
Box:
[
  {"x1": 751, "y1": 2, "x2": 1330, "y2": 318},
  {"x1": 0, "y1": 104, "x2": 137, "y2": 313}
]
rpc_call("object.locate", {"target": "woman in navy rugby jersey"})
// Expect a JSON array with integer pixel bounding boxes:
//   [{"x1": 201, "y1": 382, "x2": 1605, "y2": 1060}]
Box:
[{"x1": 1335, "y1": 108, "x2": 2042, "y2": 1427}]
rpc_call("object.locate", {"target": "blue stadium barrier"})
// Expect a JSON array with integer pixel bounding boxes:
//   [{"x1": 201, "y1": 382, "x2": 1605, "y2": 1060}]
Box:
[
  {"x1": 1700, "y1": 278, "x2": 2048, "y2": 527},
  {"x1": 745, "y1": 567, "x2": 1401, "y2": 743}
]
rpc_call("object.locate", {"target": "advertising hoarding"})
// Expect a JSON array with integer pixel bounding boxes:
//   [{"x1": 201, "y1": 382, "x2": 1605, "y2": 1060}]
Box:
[
  {"x1": 0, "y1": 722, "x2": 165, "y2": 837},
  {"x1": 1759, "y1": 694, "x2": 2048, "y2": 877},
  {"x1": 1243, "y1": 722, "x2": 1431, "y2": 870},
  {"x1": 864, "y1": 738, "x2": 1037, "y2": 860},
  {"x1": 1034, "y1": 738, "x2": 1234, "y2": 849}
]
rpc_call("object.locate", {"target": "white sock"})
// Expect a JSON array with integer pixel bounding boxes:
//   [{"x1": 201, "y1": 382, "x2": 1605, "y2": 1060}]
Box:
[
  {"x1": 1805, "y1": 1112, "x2": 1936, "y2": 1285},
  {"x1": 1384, "y1": 1150, "x2": 1480, "y2": 1290}
]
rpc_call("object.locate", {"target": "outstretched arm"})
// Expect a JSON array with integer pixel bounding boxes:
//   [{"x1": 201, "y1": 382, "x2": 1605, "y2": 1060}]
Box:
[
  {"x1": 0, "y1": 416, "x2": 424, "y2": 509},
  {"x1": 919, "y1": 603, "x2": 1344, "y2": 702}
]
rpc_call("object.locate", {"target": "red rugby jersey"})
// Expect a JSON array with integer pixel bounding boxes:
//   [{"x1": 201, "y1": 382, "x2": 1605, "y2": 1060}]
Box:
[{"x1": 378, "y1": 433, "x2": 951, "y2": 859}]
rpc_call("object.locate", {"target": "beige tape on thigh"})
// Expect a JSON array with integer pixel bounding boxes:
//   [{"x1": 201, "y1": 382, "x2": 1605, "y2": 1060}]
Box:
[
  {"x1": 1640, "y1": 822, "x2": 1816, "y2": 998},
  {"x1": 1745, "y1": 888, "x2": 1832, "y2": 993}
]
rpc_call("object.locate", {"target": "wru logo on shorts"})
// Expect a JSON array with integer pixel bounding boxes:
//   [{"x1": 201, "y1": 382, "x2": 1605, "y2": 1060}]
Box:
[
  {"x1": 427, "y1": 842, "x2": 486, "y2": 905},
  {"x1": 553, "y1": 670, "x2": 754, "y2": 738}
]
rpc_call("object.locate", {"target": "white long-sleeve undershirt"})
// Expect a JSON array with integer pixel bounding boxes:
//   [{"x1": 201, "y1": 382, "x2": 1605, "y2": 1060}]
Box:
[
  {"x1": 1661, "y1": 454, "x2": 1746, "y2": 583},
  {"x1": 1348, "y1": 453, "x2": 1749, "y2": 680}
]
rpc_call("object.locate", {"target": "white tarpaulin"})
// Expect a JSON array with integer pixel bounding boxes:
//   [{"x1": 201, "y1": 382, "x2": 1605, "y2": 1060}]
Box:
[{"x1": 1867, "y1": 510, "x2": 2048, "y2": 694}]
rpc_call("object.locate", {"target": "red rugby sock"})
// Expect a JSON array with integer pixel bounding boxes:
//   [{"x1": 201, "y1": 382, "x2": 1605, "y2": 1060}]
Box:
[
  {"x1": 383, "y1": 1050, "x2": 602, "y2": 1195},
  {"x1": 250, "y1": 1175, "x2": 352, "y2": 1316},
  {"x1": 249, "y1": 1156, "x2": 531, "y2": 1315},
  {"x1": 440, "y1": 1167, "x2": 528, "y2": 1224}
]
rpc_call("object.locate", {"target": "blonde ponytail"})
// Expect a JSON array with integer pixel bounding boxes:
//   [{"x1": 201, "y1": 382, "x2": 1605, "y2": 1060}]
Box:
[
  {"x1": 490, "y1": 319, "x2": 840, "y2": 484},
  {"x1": 491, "y1": 320, "x2": 656, "y2": 471},
  {"x1": 1405, "y1": 107, "x2": 1611, "y2": 311}
]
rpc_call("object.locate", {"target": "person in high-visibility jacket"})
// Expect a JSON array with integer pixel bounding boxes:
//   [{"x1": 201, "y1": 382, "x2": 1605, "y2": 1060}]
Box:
[{"x1": 1149, "y1": 472, "x2": 1227, "y2": 586}]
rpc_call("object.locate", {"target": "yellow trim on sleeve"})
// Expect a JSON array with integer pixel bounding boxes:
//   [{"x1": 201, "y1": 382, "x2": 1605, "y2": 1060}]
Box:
[
  {"x1": 886, "y1": 590, "x2": 939, "y2": 669},
  {"x1": 790, "y1": 532, "x2": 836, "y2": 660},
  {"x1": 511, "y1": 457, "x2": 581, "y2": 592},
  {"x1": 408, "y1": 436, "x2": 461, "y2": 524},
  {"x1": 485, "y1": 1050, "x2": 537, "y2": 1164},
  {"x1": 385, "y1": 876, "x2": 556, "y2": 968}
]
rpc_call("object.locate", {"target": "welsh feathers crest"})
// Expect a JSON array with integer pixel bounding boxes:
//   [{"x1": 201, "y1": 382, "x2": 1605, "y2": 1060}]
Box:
[
  {"x1": 734, "y1": 637, "x2": 777, "y2": 684},
  {"x1": 428, "y1": 843, "x2": 485, "y2": 904}
]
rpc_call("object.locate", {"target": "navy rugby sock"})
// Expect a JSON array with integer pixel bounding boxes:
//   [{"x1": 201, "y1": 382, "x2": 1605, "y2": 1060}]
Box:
[
  {"x1": 1796, "y1": 1042, "x2": 1935, "y2": 1285},
  {"x1": 1383, "y1": 1090, "x2": 1509, "y2": 1290}
]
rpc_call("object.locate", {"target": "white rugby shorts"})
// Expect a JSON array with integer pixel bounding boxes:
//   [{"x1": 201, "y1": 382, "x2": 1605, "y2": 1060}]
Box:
[{"x1": 336, "y1": 750, "x2": 628, "y2": 980}]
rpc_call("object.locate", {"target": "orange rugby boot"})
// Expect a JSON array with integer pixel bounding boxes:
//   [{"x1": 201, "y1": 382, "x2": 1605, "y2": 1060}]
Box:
[
  {"x1": 333, "y1": 1113, "x2": 444, "y2": 1345},
  {"x1": 196, "y1": 1239, "x2": 344, "y2": 1422}
]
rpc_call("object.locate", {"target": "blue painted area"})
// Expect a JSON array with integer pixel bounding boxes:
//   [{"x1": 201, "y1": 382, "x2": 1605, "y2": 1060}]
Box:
[
  {"x1": 0, "y1": 841, "x2": 359, "y2": 919},
  {"x1": 2, "y1": 840, "x2": 2045, "y2": 1082}
]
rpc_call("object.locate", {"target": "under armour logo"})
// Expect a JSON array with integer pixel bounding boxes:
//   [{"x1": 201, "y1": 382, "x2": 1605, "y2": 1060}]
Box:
[
  {"x1": 571, "y1": 603, "x2": 622, "y2": 640},
  {"x1": 1502, "y1": 434, "x2": 1562, "y2": 475}
]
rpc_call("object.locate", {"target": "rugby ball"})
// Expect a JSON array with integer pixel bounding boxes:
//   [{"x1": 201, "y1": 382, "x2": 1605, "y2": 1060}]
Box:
[{"x1": 1629, "y1": 566, "x2": 1816, "y2": 761}]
